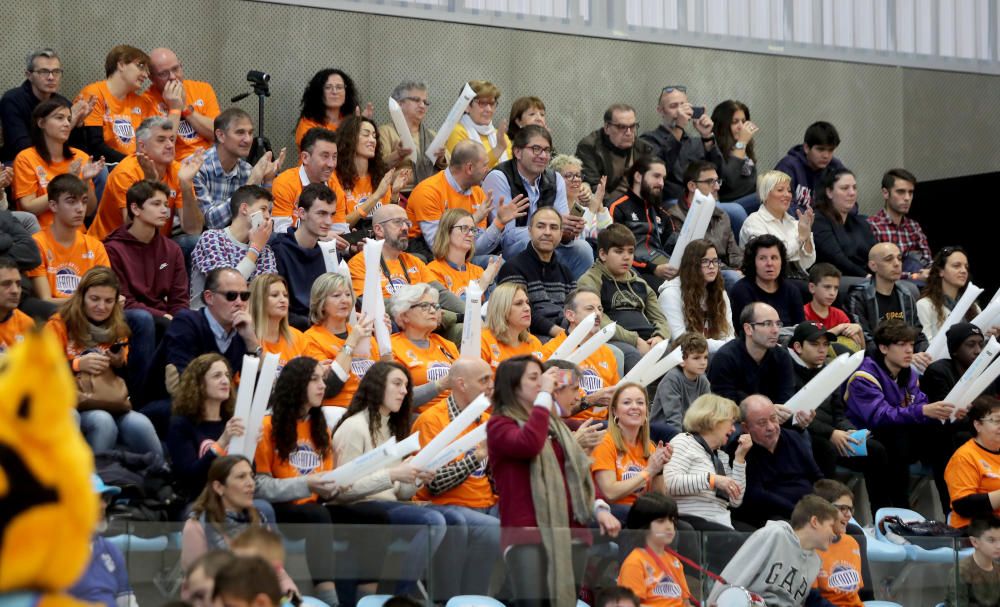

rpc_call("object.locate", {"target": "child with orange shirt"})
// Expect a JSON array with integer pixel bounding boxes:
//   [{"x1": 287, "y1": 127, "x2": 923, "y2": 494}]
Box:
[
  {"x1": 26, "y1": 174, "x2": 110, "y2": 302},
  {"x1": 618, "y1": 493, "x2": 695, "y2": 607},
  {"x1": 810, "y1": 479, "x2": 869, "y2": 606}
]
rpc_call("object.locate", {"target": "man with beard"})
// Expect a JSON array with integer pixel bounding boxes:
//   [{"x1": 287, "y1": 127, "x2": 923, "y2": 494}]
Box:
[
  {"x1": 608, "y1": 156, "x2": 676, "y2": 292},
  {"x1": 708, "y1": 302, "x2": 795, "y2": 406},
  {"x1": 866, "y1": 168, "x2": 931, "y2": 281},
  {"x1": 497, "y1": 207, "x2": 574, "y2": 339},
  {"x1": 193, "y1": 108, "x2": 284, "y2": 230}
]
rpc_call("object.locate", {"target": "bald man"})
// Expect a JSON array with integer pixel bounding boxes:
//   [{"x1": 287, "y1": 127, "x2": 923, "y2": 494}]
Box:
[
  {"x1": 732, "y1": 395, "x2": 823, "y2": 528},
  {"x1": 144, "y1": 47, "x2": 219, "y2": 159},
  {"x1": 846, "y1": 242, "x2": 930, "y2": 368},
  {"x1": 411, "y1": 356, "x2": 499, "y2": 598}
]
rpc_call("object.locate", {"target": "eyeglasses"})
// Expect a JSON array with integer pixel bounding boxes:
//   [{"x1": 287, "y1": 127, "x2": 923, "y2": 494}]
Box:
[
  {"x1": 695, "y1": 178, "x2": 724, "y2": 187},
  {"x1": 749, "y1": 320, "x2": 784, "y2": 329},
  {"x1": 607, "y1": 122, "x2": 639, "y2": 133},
  {"x1": 412, "y1": 302, "x2": 442, "y2": 312},
  {"x1": 661, "y1": 85, "x2": 687, "y2": 94},
  {"x1": 980, "y1": 416, "x2": 1000, "y2": 425},
  {"x1": 401, "y1": 96, "x2": 431, "y2": 107},
  {"x1": 324, "y1": 84, "x2": 346, "y2": 92},
  {"x1": 153, "y1": 65, "x2": 183, "y2": 80},
  {"x1": 30, "y1": 68, "x2": 64, "y2": 77},
  {"x1": 700, "y1": 258, "x2": 722, "y2": 268},
  {"x1": 215, "y1": 290, "x2": 251, "y2": 302},
  {"x1": 524, "y1": 144, "x2": 552, "y2": 157},
  {"x1": 834, "y1": 504, "x2": 854, "y2": 515},
  {"x1": 473, "y1": 98, "x2": 497, "y2": 108},
  {"x1": 561, "y1": 172, "x2": 583, "y2": 182},
  {"x1": 378, "y1": 218, "x2": 413, "y2": 229},
  {"x1": 452, "y1": 225, "x2": 476, "y2": 234}
]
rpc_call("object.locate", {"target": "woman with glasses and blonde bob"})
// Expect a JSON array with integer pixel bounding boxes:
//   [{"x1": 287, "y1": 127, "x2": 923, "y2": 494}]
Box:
[
  {"x1": 249, "y1": 274, "x2": 306, "y2": 374},
  {"x1": 480, "y1": 282, "x2": 545, "y2": 371},
  {"x1": 388, "y1": 283, "x2": 457, "y2": 414},
  {"x1": 739, "y1": 169, "x2": 816, "y2": 281},
  {"x1": 445, "y1": 80, "x2": 508, "y2": 169},
  {"x1": 659, "y1": 238, "x2": 734, "y2": 353},
  {"x1": 301, "y1": 272, "x2": 385, "y2": 408},
  {"x1": 425, "y1": 208, "x2": 502, "y2": 300},
  {"x1": 549, "y1": 154, "x2": 610, "y2": 240}
]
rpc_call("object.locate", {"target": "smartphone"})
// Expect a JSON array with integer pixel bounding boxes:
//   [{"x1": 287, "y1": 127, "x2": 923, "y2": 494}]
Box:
[
  {"x1": 691, "y1": 106, "x2": 706, "y2": 120},
  {"x1": 250, "y1": 211, "x2": 264, "y2": 230}
]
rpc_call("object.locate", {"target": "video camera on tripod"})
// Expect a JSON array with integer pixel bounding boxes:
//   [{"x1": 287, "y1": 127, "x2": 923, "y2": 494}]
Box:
[{"x1": 231, "y1": 70, "x2": 273, "y2": 164}]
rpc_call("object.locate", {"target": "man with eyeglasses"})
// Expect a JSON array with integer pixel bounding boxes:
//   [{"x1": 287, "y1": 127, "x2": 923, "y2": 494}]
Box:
[
  {"x1": 667, "y1": 161, "x2": 743, "y2": 288},
  {"x1": 379, "y1": 81, "x2": 448, "y2": 195},
  {"x1": 1, "y1": 48, "x2": 93, "y2": 162},
  {"x1": 483, "y1": 125, "x2": 595, "y2": 280},
  {"x1": 709, "y1": 302, "x2": 795, "y2": 407},
  {"x1": 143, "y1": 48, "x2": 220, "y2": 160},
  {"x1": 575, "y1": 103, "x2": 654, "y2": 205},
  {"x1": 730, "y1": 394, "x2": 823, "y2": 528},
  {"x1": 640, "y1": 85, "x2": 721, "y2": 202}
]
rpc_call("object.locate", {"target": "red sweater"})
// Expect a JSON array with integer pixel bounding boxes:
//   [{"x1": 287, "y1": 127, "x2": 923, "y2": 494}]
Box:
[{"x1": 487, "y1": 405, "x2": 590, "y2": 548}]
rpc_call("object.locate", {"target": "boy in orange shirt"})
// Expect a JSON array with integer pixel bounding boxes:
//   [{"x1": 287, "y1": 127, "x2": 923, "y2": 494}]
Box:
[
  {"x1": 0, "y1": 259, "x2": 35, "y2": 352},
  {"x1": 810, "y1": 479, "x2": 868, "y2": 606},
  {"x1": 77, "y1": 45, "x2": 157, "y2": 163},
  {"x1": 144, "y1": 48, "x2": 220, "y2": 160},
  {"x1": 619, "y1": 493, "x2": 695, "y2": 607},
  {"x1": 26, "y1": 174, "x2": 109, "y2": 301},
  {"x1": 88, "y1": 116, "x2": 204, "y2": 241}
]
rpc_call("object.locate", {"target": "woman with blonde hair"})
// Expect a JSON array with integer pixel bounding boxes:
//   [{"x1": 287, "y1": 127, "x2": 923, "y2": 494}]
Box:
[
  {"x1": 301, "y1": 272, "x2": 385, "y2": 407},
  {"x1": 740, "y1": 169, "x2": 816, "y2": 280},
  {"x1": 659, "y1": 238, "x2": 734, "y2": 353},
  {"x1": 426, "y1": 208, "x2": 502, "y2": 299},
  {"x1": 249, "y1": 274, "x2": 306, "y2": 373},
  {"x1": 480, "y1": 282, "x2": 544, "y2": 370},
  {"x1": 665, "y1": 394, "x2": 753, "y2": 530},
  {"x1": 445, "y1": 80, "x2": 507, "y2": 169},
  {"x1": 549, "y1": 154, "x2": 609, "y2": 239}
]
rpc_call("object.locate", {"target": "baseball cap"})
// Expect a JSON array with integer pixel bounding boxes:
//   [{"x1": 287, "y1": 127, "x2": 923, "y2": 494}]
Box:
[{"x1": 790, "y1": 321, "x2": 835, "y2": 346}]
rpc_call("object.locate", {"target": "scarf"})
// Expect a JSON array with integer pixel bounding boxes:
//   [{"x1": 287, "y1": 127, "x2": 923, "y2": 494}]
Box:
[
  {"x1": 508, "y1": 404, "x2": 595, "y2": 605},
  {"x1": 198, "y1": 508, "x2": 263, "y2": 550},
  {"x1": 85, "y1": 321, "x2": 115, "y2": 349},
  {"x1": 459, "y1": 114, "x2": 509, "y2": 163}
]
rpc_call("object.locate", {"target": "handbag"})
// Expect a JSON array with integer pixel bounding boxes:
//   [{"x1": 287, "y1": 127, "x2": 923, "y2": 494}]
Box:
[
  {"x1": 878, "y1": 514, "x2": 962, "y2": 543},
  {"x1": 76, "y1": 367, "x2": 131, "y2": 414}
]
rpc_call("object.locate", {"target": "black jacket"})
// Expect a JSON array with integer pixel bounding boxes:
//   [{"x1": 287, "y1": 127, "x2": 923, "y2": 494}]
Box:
[
  {"x1": 496, "y1": 243, "x2": 573, "y2": 337},
  {"x1": 639, "y1": 125, "x2": 723, "y2": 200},
  {"x1": 813, "y1": 211, "x2": 876, "y2": 278},
  {"x1": 707, "y1": 338, "x2": 795, "y2": 405},
  {"x1": 575, "y1": 128, "x2": 654, "y2": 205},
  {"x1": 608, "y1": 189, "x2": 673, "y2": 269},
  {"x1": 0, "y1": 210, "x2": 41, "y2": 271},
  {"x1": 846, "y1": 279, "x2": 929, "y2": 354}
]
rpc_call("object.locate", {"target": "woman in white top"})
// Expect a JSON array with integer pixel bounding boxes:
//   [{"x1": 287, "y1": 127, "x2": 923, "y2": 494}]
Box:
[
  {"x1": 549, "y1": 154, "x2": 610, "y2": 239},
  {"x1": 659, "y1": 238, "x2": 734, "y2": 353},
  {"x1": 665, "y1": 394, "x2": 752, "y2": 531},
  {"x1": 739, "y1": 169, "x2": 815, "y2": 280},
  {"x1": 916, "y1": 246, "x2": 981, "y2": 341}
]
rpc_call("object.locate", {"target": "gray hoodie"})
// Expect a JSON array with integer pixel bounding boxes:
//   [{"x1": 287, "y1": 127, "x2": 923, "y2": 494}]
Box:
[{"x1": 707, "y1": 520, "x2": 821, "y2": 607}]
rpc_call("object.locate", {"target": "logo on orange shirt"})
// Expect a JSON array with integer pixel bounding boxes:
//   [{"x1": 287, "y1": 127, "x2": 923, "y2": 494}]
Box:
[
  {"x1": 427, "y1": 362, "x2": 451, "y2": 382},
  {"x1": 651, "y1": 572, "x2": 683, "y2": 598},
  {"x1": 350, "y1": 358, "x2": 375, "y2": 378},
  {"x1": 289, "y1": 442, "x2": 322, "y2": 475},
  {"x1": 580, "y1": 368, "x2": 604, "y2": 394},
  {"x1": 827, "y1": 562, "x2": 861, "y2": 593},
  {"x1": 112, "y1": 119, "x2": 134, "y2": 144}
]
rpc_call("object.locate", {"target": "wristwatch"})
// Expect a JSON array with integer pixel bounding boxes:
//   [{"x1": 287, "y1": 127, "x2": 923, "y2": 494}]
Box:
[
  {"x1": 734, "y1": 141, "x2": 746, "y2": 150},
  {"x1": 342, "y1": 344, "x2": 354, "y2": 357}
]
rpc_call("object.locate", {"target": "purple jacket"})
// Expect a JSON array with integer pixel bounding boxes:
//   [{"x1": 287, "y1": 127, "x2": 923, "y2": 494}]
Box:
[{"x1": 844, "y1": 356, "x2": 929, "y2": 429}]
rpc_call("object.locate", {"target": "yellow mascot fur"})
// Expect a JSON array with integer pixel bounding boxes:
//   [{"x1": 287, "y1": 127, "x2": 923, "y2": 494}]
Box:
[{"x1": 0, "y1": 330, "x2": 99, "y2": 607}]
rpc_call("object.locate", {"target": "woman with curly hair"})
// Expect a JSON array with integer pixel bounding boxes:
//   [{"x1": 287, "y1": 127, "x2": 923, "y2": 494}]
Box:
[
  {"x1": 334, "y1": 115, "x2": 410, "y2": 230},
  {"x1": 659, "y1": 239, "x2": 734, "y2": 353},
  {"x1": 331, "y1": 361, "x2": 445, "y2": 599},
  {"x1": 166, "y1": 353, "x2": 242, "y2": 498},
  {"x1": 917, "y1": 246, "x2": 982, "y2": 341},
  {"x1": 293, "y1": 68, "x2": 370, "y2": 148},
  {"x1": 249, "y1": 274, "x2": 306, "y2": 374}
]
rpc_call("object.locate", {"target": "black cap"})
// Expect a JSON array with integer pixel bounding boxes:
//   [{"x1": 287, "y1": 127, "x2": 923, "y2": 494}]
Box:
[
  {"x1": 790, "y1": 321, "x2": 836, "y2": 346},
  {"x1": 947, "y1": 322, "x2": 984, "y2": 355}
]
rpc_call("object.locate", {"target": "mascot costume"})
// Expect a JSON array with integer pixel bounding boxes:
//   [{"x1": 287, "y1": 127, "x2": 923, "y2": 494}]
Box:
[{"x1": 0, "y1": 330, "x2": 99, "y2": 607}]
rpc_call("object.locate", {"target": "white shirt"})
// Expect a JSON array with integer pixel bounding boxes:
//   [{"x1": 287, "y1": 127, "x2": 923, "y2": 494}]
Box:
[
  {"x1": 658, "y1": 277, "x2": 735, "y2": 353},
  {"x1": 740, "y1": 208, "x2": 816, "y2": 270}
]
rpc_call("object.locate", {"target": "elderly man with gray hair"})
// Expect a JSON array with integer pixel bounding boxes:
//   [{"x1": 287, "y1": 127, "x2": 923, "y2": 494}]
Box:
[{"x1": 378, "y1": 80, "x2": 448, "y2": 194}]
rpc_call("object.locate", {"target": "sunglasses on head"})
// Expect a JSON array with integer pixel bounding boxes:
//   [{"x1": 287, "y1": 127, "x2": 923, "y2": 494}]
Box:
[{"x1": 215, "y1": 290, "x2": 251, "y2": 302}]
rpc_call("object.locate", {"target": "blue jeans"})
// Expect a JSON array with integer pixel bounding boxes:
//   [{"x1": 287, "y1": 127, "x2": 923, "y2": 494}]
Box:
[
  {"x1": 74, "y1": 408, "x2": 163, "y2": 456},
  {"x1": 501, "y1": 228, "x2": 595, "y2": 281},
  {"x1": 609, "y1": 340, "x2": 643, "y2": 375},
  {"x1": 717, "y1": 201, "x2": 749, "y2": 237},
  {"x1": 363, "y1": 501, "x2": 447, "y2": 596},
  {"x1": 429, "y1": 504, "x2": 500, "y2": 598}
]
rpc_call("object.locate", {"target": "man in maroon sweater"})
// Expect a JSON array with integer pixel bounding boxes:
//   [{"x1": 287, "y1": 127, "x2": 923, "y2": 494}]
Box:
[{"x1": 104, "y1": 180, "x2": 189, "y2": 328}]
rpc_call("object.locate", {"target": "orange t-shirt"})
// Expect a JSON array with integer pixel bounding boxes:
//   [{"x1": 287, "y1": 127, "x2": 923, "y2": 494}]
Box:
[
  {"x1": 618, "y1": 547, "x2": 692, "y2": 607},
  {"x1": 262, "y1": 327, "x2": 307, "y2": 375},
  {"x1": 945, "y1": 438, "x2": 1000, "y2": 528},
  {"x1": 480, "y1": 327, "x2": 544, "y2": 371},
  {"x1": 348, "y1": 249, "x2": 436, "y2": 300},
  {"x1": 87, "y1": 155, "x2": 183, "y2": 241},
  {"x1": 391, "y1": 332, "x2": 458, "y2": 413},
  {"x1": 143, "y1": 79, "x2": 220, "y2": 159},
  {"x1": 269, "y1": 166, "x2": 347, "y2": 224},
  {"x1": 812, "y1": 535, "x2": 864, "y2": 606},
  {"x1": 541, "y1": 333, "x2": 620, "y2": 421},
  {"x1": 0, "y1": 309, "x2": 35, "y2": 353},
  {"x1": 301, "y1": 324, "x2": 380, "y2": 408},
  {"x1": 13, "y1": 147, "x2": 91, "y2": 229},
  {"x1": 412, "y1": 400, "x2": 494, "y2": 508},
  {"x1": 254, "y1": 415, "x2": 335, "y2": 505},
  {"x1": 406, "y1": 170, "x2": 488, "y2": 240},
  {"x1": 294, "y1": 117, "x2": 338, "y2": 149},
  {"x1": 27, "y1": 228, "x2": 110, "y2": 298},
  {"x1": 332, "y1": 173, "x2": 391, "y2": 219},
  {"x1": 45, "y1": 314, "x2": 129, "y2": 362},
  {"x1": 78, "y1": 80, "x2": 156, "y2": 156},
  {"x1": 591, "y1": 432, "x2": 653, "y2": 506},
  {"x1": 426, "y1": 259, "x2": 485, "y2": 300}
]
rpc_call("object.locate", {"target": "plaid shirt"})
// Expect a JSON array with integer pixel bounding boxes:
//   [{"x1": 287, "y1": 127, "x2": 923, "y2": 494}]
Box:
[
  {"x1": 426, "y1": 395, "x2": 488, "y2": 495},
  {"x1": 193, "y1": 145, "x2": 253, "y2": 229},
  {"x1": 867, "y1": 209, "x2": 932, "y2": 267}
]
